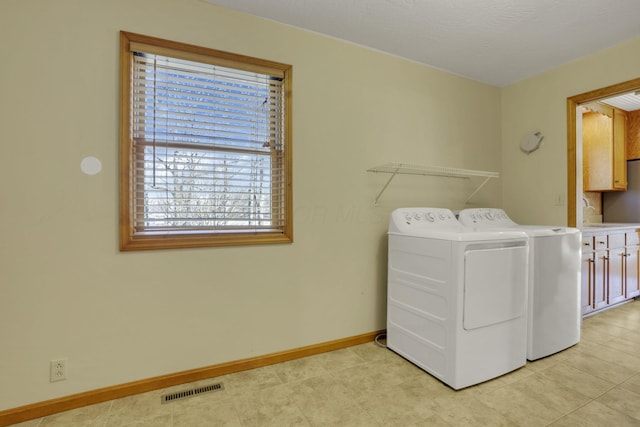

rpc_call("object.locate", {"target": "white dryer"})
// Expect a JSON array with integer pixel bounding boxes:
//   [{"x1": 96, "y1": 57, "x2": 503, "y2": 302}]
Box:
[
  {"x1": 387, "y1": 207, "x2": 529, "y2": 390},
  {"x1": 458, "y1": 208, "x2": 581, "y2": 361}
]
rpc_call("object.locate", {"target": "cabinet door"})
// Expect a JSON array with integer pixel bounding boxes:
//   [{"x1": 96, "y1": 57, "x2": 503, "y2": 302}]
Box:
[
  {"x1": 626, "y1": 110, "x2": 640, "y2": 160},
  {"x1": 608, "y1": 233, "x2": 626, "y2": 305},
  {"x1": 583, "y1": 111, "x2": 613, "y2": 191},
  {"x1": 582, "y1": 105, "x2": 627, "y2": 191},
  {"x1": 581, "y1": 251, "x2": 595, "y2": 315},
  {"x1": 613, "y1": 107, "x2": 627, "y2": 190},
  {"x1": 625, "y1": 245, "x2": 640, "y2": 299},
  {"x1": 608, "y1": 248, "x2": 626, "y2": 305},
  {"x1": 594, "y1": 249, "x2": 609, "y2": 310}
]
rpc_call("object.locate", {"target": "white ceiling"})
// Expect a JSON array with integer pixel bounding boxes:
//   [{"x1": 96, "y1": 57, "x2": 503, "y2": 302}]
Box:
[
  {"x1": 601, "y1": 92, "x2": 640, "y2": 111},
  {"x1": 202, "y1": 0, "x2": 640, "y2": 87}
]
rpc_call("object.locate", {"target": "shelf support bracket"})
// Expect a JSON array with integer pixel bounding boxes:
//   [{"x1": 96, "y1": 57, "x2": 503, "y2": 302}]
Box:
[
  {"x1": 373, "y1": 167, "x2": 400, "y2": 204},
  {"x1": 464, "y1": 176, "x2": 492, "y2": 204}
]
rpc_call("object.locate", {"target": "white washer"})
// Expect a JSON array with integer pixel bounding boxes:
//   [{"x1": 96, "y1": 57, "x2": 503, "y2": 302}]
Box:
[
  {"x1": 387, "y1": 207, "x2": 529, "y2": 390},
  {"x1": 458, "y1": 208, "x2": 581, "y2": 361}
]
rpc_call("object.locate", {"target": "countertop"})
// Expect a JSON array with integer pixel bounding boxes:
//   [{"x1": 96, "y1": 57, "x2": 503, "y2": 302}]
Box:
[{"x1": 581, "y1": 223, "x2": 640, "y2": 232}]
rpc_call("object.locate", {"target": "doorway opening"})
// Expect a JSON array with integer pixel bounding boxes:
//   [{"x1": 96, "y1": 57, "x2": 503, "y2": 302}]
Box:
[{"x1": 566, "y1": 77, "x2": 640, "y2": 227}]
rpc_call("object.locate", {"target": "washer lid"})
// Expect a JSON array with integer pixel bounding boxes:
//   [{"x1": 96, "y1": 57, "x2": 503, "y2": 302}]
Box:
[
  {"x1": 458, "y1": 208, "x2": 580, "y2": 236},
  {"x1": 516, "y1": 225, "x2": 581, "y2": 236}
]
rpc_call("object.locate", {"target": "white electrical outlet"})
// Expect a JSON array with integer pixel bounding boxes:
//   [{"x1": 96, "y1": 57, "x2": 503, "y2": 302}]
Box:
[{"x1": 50, "y1": 358, "x2": 67, "y2": 382}]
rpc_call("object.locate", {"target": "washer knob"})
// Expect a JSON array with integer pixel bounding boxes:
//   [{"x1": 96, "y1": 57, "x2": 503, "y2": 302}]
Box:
[{"x1": 426, "y1": 212, "x2": 435, "y2": 222}]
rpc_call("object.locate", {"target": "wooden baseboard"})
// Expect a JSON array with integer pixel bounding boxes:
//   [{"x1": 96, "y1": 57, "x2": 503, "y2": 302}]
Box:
[{"x1": 0, "y1": 330, "x2": 385, "y2": 426}]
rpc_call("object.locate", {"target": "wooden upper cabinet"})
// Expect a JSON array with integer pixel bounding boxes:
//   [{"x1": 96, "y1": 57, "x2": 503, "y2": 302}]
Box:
[
  {"x1": 613, "y1": 107, "x2": 627, "y2": 189},
  {"x1": 583, "y1": 103, "x2": 627, "y2": 191},
  {"x1": 626, "y1": 110, "x2": 640, "y2": 160}
]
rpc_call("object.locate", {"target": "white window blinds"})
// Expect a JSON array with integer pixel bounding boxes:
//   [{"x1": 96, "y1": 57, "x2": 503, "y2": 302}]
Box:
[{"x1": 129, "y1": 49, "x2": 287, "y2": 235}]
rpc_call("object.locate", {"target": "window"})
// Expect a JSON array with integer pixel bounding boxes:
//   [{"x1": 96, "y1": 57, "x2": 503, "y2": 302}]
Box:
[{"x1": 119, "y1": 32, "x2": 292, "y2": 250}]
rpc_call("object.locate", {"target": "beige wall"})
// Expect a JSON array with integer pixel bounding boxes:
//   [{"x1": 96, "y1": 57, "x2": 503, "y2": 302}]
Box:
[
  {"x1": 501, "y1": 37, "x2": 640, "y2": 225},
  {"x1": 0, "y1": 0, "x2": 502, "y2": 410}
]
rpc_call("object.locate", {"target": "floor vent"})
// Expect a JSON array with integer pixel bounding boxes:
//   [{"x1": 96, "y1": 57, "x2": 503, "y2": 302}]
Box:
[{"x1": 161, "y1": 382, "x2": 224, "y2": 404}]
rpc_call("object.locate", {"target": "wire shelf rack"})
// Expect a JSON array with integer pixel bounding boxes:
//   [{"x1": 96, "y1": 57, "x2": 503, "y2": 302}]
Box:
[{"x1": 367, "y1": 162, "x2": 499, "y2": 204}]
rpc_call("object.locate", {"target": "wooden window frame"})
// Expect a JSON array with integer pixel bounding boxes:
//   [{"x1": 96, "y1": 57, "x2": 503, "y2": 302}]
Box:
[{"x1": 119, "y1": 31, "x2": 293, "y2": 250}]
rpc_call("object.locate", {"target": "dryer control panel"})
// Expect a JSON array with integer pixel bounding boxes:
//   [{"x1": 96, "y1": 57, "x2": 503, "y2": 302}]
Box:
[{"x1": 389, "y1": 208, "x2": 460, "y2": 234}]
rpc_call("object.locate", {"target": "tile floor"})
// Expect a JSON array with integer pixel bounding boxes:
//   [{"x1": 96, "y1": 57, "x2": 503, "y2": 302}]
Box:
[{"x1": 10, "y1": 300, "x2": 640, "y2": 426}]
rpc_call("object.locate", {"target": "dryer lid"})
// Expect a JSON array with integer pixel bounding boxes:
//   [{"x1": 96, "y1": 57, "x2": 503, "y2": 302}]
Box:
[{"x1": 389, "y1": 207, "x2": 527, "y2": 241}]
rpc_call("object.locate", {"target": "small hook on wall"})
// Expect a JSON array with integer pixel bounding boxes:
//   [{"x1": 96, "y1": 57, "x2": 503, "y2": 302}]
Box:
[{"x1": 520, "y1": 131, "x2": 544, "y2": 154}]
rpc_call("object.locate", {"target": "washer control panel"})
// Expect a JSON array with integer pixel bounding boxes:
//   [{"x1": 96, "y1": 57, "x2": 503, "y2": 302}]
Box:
[
  {"x1": 391, "y1": 207, "x2": 460, "y2": 231},
  {"x1": 458, "y1": 208, "x2": 516, "y2": 227}
]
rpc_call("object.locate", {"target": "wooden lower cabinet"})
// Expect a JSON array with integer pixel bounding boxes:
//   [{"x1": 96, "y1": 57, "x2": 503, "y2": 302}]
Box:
[
  {"x1": 625, "y1": 229, "x2": 640, "y2": 299},
  {"x1": 581, "y1": 250, "x2": 595, "y2": 315},
  {"x1": 608, "y1": 233, "x2": 626, "y2": 305},
  {"x1": 594, "y1": 248, "x2": 609, "y2": 310},
  {"x1": 625, "y1": 244, "x2": 640, "y2": 298},
  {"x1": 581, "y1": 234, "x2": 608, "y2": 315},
  {"x1": 582, "y1": 229, "x2": 640, "y2": 316}
]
